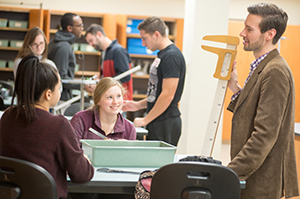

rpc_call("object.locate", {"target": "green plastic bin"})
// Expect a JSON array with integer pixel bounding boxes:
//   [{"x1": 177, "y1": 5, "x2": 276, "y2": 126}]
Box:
[
  {"x1": 7, "y1": 61, "x2": 14, "y2": 68},
  {"x1": 8, "y1": 20, "x2": 28, "y2": 28},
  {"x1": 79, "y1": 43, "x2": 97, "y2": 52},
  {"x1": 72, "y1": 43, "x2": 79, "y2": 51},
  {"x1": 0, "y1": 18, "x2": 8, "y2": 27},
  {"x1": 80, "y1": 140, "x2": 177, "y2": 167},
  {"x1": 10, "y1": 40, "x2": 23, "y2": 48},
  {"x1": 0, "y1": 60, "x2": 6, "y2": 68},
  {"x1": 0, "y1": 39, "x2": 9, "y2": 47}
]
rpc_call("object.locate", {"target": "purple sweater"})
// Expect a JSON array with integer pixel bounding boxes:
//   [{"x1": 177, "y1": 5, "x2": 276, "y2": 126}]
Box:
[
  {"x1": 70, "y1": 108, "x2": 136, "y2": 144},
  {"x1": 0, "y1": 108, "x2": 94, "y2": 199}
]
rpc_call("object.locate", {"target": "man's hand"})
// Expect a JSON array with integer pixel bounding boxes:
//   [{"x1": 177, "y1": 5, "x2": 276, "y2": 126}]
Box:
[
  {"x1": 228, "y1": 61, "x2": 242, "y2": 94},
  {"x1": 122, "y1": 100, "x2": 144, "y2": 112},
  {"x1": 133, "y1": 117, "x2": 147, "y2": 127},
  {"x1": 84, "y1": 84, "x2": 96, "y2": 94}
]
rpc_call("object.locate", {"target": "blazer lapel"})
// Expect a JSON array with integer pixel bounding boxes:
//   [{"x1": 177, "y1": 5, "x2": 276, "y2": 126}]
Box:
[{"x1": 233, "y1": 49, "x2": 279, "y2": 112}]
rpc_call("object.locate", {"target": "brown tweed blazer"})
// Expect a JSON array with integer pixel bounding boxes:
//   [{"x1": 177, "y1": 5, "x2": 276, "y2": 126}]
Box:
[{"x1": 227, "y1": 49, "x2": 299, "y2": 199}]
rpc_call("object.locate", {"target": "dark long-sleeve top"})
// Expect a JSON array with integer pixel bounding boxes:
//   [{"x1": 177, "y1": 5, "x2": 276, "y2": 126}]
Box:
[
  {"x1": 70, "y1": 108, "x2": 136, "y2": 146},
  {"x1": 0, "y1": 108, "x2": 94, "y2": 199},
  {"x1": 48, "y1": 30, "x2": 80, "y2": 100},
  {"x1": 102, "y1": 39, "x2": 133, "y2": 100}
]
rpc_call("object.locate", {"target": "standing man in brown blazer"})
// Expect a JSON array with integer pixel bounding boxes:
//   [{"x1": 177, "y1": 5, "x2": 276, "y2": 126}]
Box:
[{"x1": 227, "y1": 3, "x2": 299, "y2": 199}]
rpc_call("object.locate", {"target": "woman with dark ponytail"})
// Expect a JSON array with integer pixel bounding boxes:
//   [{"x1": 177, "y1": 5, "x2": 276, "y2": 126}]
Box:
[{"x1": 0, "y1": 55, "x2": 94, "y2": 199}]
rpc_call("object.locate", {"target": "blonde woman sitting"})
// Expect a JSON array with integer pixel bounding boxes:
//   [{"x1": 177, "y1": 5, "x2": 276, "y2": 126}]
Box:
[{"x1": 70, "y1": 77, "x2": 136, "y2": 144}]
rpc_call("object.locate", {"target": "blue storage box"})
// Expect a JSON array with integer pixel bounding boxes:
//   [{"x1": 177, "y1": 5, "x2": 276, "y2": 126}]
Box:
[
  {"x1": 128, "y1": 46, "x2": 159, "y2": 55},
  {"x1": 127, "y1": 38, "x2": 159, "y2": 55},
  {"x1": 128, "y1": 38, "x2": 143, "y2": 46},
  {"x1": 126, "y1": 26, "x2": 139, "y2": 34},
  {"x1": 127, "y1": 19, "x2": 143, "y2": 27},
  {"x1": 126, "y1": 19, "x2": 143, "y2": 34}
]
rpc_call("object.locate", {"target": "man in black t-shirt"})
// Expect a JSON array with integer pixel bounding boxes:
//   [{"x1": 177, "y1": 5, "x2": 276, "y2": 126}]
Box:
[{"x1": 122, "y1": 16, "x2": 186, "y2": 146}]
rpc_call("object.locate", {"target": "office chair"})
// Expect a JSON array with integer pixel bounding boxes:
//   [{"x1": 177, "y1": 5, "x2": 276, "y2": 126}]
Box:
[
  {"x1": 0, "y1": 96, "x2": 4, "y2": 111},
  {"x1": 0, "y1": 80, "x2": 13, "y2": 97},
  {"x1": 0, "y1": 156, "x2": 57, "y2": 199},
  {"x1": 150, "y1": 161, "x2": 240, "y2": 199},
  {"x1": 63, "y1": 102, "x2": 93, "y2": 116}
]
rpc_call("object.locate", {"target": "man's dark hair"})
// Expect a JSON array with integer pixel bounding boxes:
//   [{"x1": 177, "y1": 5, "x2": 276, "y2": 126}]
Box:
[
  {"x1": 137, "y1": 16, "x2": 167, "y2": 36},
  {"x1": 85, "y1": 24, "x2": 106, "y2": 37},
  {"x1": 247, "y1": 3, "x2": 288, "y2": 44},
  {"x1": 61, "y1": 13, "x2": 78, "y2": 31}
]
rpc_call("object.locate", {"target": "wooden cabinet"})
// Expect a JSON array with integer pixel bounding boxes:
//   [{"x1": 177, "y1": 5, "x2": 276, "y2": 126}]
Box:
[
  {"x1": 116, "y1": 15, "x2": 184, "y2": 100},
  {"x1": 0, "y1": 6, "x2": 44, "y2": 81},
  {"x1": 44, "y1": 10, "x2": 116, "y2": 78}
]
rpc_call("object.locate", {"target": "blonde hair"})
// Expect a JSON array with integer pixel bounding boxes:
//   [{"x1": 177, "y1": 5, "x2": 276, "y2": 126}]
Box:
[{"x1": 93, "y1": 77, "x2": 125, "y2": 109}]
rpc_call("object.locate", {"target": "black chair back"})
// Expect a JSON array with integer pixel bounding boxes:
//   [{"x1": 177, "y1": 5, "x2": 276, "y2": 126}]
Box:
[
  {"x1": 150, "y1": 161, "x2": 240, "y2": 199},
  {"x1": 64, "y1": 102, "x2": 92, "y2": 116},
  {"x1": 0, "y1": 156, "x2": 57, "y2": 199}
]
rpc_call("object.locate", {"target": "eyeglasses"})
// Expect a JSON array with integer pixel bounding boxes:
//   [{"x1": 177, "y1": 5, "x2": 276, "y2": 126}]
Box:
[
  {"x1": 31, "y1": 42, "x2": 45, "y2": 48},
  {"x1": 72, "y1": 24, "x2": 84, "y2": 27}
]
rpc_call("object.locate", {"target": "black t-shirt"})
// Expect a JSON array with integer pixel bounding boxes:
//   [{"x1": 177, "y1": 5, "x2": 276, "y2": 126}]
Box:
[{"x1": 146, "y1": 44, "x2": 186, "y2": 122}]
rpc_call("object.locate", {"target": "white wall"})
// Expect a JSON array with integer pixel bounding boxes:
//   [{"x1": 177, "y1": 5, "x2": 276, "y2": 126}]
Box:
[
  {"x1": 2, "y1": 0, "x2": 300, "y2": 25},
  {"x1": 1, "y1": 0, "x2": 185, "y2": 18},
  {"x1": 177, "y1": 0, "x2": 230, "y2": 158}
]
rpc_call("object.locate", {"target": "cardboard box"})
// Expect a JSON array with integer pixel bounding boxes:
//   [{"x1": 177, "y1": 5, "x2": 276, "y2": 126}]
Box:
[
  {"x1": 80, "y1": 140, "x2": 177, "y2": 167},
  {"x1": 8, "y1": 20, "x2": 28, "y2": 28}
]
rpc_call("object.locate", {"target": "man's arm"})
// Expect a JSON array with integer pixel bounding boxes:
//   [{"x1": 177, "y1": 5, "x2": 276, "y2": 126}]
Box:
[
  {"x1": 51, "y1": 46, "x2": 72, "y2": 79},
  {"x1": 84, "y1": 73, "x2": 100, "y2": 94},
  {"x1": 133, "y1": 78, "x2": 179, "y2": 127},
  {"x1": 227, "y1": 65, "x2": 291, "y2": 180},
  {"x1": 122, "y1": 98, "x2": 147, "y2": 112},
  {"x1": 113, "y1": 48, "x2": 131, "y2": 83}
]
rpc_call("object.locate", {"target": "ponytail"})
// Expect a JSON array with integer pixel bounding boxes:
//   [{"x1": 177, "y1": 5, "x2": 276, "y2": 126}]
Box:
[{"x1": 12, "y1": 54, "x2": 59, "y2": 124}]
